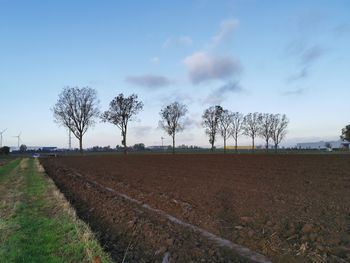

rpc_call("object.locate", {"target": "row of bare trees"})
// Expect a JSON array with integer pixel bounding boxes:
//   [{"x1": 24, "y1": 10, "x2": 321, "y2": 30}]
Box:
[
  {"x1": 201, "y1": 107, "x2": 289, "y2": 153},
  {"x1": 53, "y1": 87, "x2": 288, "y2": 154},
  {"x1": 53, "y1": 87, "x2": 143, "y2": 154}
]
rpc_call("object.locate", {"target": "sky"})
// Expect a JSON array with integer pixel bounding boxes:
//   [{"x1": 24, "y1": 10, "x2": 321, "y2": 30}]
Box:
[{"x1": 0, "y1": 0, "x2": 349, "y2": 149}]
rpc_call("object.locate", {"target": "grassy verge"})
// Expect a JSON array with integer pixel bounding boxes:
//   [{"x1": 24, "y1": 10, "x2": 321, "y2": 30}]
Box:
[
  {"x1": 0, "y1": 159, "x2": 20, "y2": 180},
  {"x1": 0, "y1": 158, "x2": 113, "y2": 263}
]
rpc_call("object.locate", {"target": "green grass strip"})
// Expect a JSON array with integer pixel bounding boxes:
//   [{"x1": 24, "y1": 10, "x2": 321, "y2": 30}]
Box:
[
  {"x1": 0, "y1": 159, "x2": 113, "y2": 263},
  {"x1": 0, "y1": 159, "x2": 21, "y2": 182},
  {"x1": 0, "y1": 158, "x2": 21, "y2": 175}
]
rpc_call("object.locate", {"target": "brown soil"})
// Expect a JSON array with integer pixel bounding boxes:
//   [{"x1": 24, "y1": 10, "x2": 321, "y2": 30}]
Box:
[
  {"x1": 0, "y1": 159, "x2": 8, "y2": 167},
  {"x1": 41, "y1": 154, "x2": 350, "y2": 263}
]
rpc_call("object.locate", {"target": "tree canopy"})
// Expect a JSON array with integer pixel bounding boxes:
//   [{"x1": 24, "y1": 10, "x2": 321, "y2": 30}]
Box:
[
  {"x1": 102, "y1": 93, "x2": 143, "y2": 154},
  {"x1": 53, "y1": 86, "x2": 100, "y2": 153}
]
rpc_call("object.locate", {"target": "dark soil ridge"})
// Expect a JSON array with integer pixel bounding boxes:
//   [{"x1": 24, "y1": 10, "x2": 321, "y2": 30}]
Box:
[
  {"x1": 74, "y1": 170, "x2": 271, "y2": 263},
  {"x1": 40, "y1": 154, "x2": 350, "y2": 263},
  {"x1": 42, "y1": 163, "x2": 270, "y2": 263}
]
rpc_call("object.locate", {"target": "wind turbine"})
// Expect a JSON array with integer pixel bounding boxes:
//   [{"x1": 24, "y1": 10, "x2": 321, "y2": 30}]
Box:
[
  {"x1": 13, "y1": 132, "x2": 21, "y2": 148},
  {"x1": 0, "y1": 128, "x2": 7, "y2": 148}
]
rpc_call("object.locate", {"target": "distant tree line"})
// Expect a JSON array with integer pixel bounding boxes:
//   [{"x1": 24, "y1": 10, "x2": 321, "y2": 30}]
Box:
[
  {"x1": 52, "y1": 87, "x2": 289, "y2": 154},
  {"x1": 0, "y1": 146, "x2": 10, "y2": 155},
  {"x1": 201, "y1": 108, "x2": 289, "y2": 153},
  {"x1": 90, "y1": 143, "x2": 146, "y2": 152}
]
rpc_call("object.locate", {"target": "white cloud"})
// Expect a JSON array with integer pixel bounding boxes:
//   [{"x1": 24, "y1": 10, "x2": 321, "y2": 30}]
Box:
[
  {"x1": 150, "y1": 57, "x2": 160, "y2": 64},
  {"x1": 183, "y1": 18, "x2": 242, "y2": 84},
  {"x1": 126, "y1": 74, "x2": 173, "y2": 88},
  {"x1": 162, "y1": 36, "x2": 193, "y2": 48},
  {"x1": 286, "y1": 43, "x2": 327, "y2": 83},
  {"x1": 211, "y1": 19, "x2": 239, "y2": 47},
  {"x1": 204, "y1": 81, "x2": 243, "y2": 105},
  {"x1": 178, "y1": 36, "x2": 193, "y2": 46},
  {"x1": 282, "y1": 88, "x2": 306, "y2": 96},
  {"x1": 183, "y1": 52, "x2": 242, "y2": 84},
  {"x1": 132, "y1": 125, "x2": 153, "y2": 138},
  {"x1": 300, "y1": 45, "x2": 326, "y2": 65}
]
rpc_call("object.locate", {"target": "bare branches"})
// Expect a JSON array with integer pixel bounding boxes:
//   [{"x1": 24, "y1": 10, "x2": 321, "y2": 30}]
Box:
[
  {"x1": 202, "y1": 106, "x2": 223, "y2": 151},
  {"x1": 242, "y1": 112, "x2": 262, "y2": 151},
  {"x1": 341, "y1": 125, "x2": 350, "y2": 141},
  {"x1": 101, "y1": 93, "x2": 143, "y2": 154},
  {"x1": 271, "y1": 114, "x2": 289, "y2": 152},
  {"x1": 218, "y1": 109, "x2": 233, "y2": 153},
  {"x1": 241, "y1": 113, "x2": 288, "y2": 152},
  {"x1": 53, "y1": 86, "x2": 100, "y2": 153},
  {"x1": 230, "y1": 112, "x2": 244, "y2": 152},
  {"x1": 159, "y1": 102, "x2": 188, "y2": 154},
  {"x1": 259, "y1": 113, "x2": 274, "y2": 151}
]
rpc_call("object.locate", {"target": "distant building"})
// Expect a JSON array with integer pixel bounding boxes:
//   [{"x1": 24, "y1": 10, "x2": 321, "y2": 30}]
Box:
[
  {"x1": 147, "y1": 145, "x2": 169, "y2": 150},
  {"x1": 225, "y1": 146, "x2": 256, "y2": 150},
  {"x1": 296, "y1": 140, "x2": 350, "y2": 149},
  {"x1": 27, "y1": 146, "x2": 42, "y2": 151},
  {"x1": 9, "y1": 146, "x2": 57, "y2": 152},
  {"x1": 41, "y1": 147, "x2": 57, "y2": 152}
]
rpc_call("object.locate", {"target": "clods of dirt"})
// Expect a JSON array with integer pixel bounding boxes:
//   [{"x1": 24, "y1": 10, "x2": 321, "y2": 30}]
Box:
[{"x1": 41, "y1": 154, "x2": 350, "y2": 262}]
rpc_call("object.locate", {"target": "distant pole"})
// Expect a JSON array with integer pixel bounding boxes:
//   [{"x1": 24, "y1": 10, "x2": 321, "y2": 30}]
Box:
[
  {"x1": 68, "y1": 119, "x2": 72, "y2": 151},
  {"x1": 15, "y1": 136, "x2": 20, "y2": 148},
  {"x1": 13, "y1": 132, "x2": 21, "y2": 148},
  {"x1": 0, "y1": 129, "x2": 7, "y2": 148}
]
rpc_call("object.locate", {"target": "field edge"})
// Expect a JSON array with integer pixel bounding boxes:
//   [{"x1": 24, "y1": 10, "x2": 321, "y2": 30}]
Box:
[{"x1": 0, "y1": 158, "x2": 114, "y2": 263}]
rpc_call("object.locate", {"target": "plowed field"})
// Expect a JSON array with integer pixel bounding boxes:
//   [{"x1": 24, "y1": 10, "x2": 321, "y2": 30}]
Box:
[{"x1": 41, "y1": 154, "x2": 350, "y2": 263}]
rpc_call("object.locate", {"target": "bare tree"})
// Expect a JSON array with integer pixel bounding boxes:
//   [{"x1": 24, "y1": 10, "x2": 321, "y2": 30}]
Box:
[
  {"x1": 242, "y1": 112, "x2": 262, "y2": 151},
  {"x1": 20, "y1": 144, "x2": 27, "y2": 152},
  {"x1": 341, "y1": 125, "x2": 350, "y2": 141},
  {"x1": 53, "y1": 86, "x2": 100, "y2": 153},
  {"x1": 218, "y1": 109, "x2": 233, "y2": 154},
  {"x1": 102, "y1": 93, "x2": 143, "y2": 155},
  {"x1": 325, "y1": 142, "x2": 332, "y2": 149},
  {"x1": 230, "y1": 112, "x2": 244, "y2": 152},
  {"x1": 159, "y1": 102, "x2": 188, "y2": 154},
  {"x1": 202, "y1": 106, "x2": 223, "y2": 151},
  {"x1": 259, "y1": 113, "x2": 274, "y2": 152},
  {"x1": 271, "y1": 114, "x2": 289, "y2": 153}
]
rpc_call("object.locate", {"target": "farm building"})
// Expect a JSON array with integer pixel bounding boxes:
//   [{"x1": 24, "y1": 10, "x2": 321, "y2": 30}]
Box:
[{"x1": 296, "y1": 140, "x2": 350, "y2": 149}]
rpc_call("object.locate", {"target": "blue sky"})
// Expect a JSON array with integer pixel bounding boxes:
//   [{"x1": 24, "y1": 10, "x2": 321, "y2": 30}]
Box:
[{"x1": 0, "y1": 0, "x2": 349, "y2": 148}]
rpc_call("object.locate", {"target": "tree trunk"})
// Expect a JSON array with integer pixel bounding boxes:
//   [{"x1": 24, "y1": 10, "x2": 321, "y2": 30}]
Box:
[
  {"x1": 235, "y1": 136, "x2": 238, "y2": 153},
  {"x1": 252, "y1": 136, "x2": 255, "y2": 152},
  {"x1": 172, "y1": 134, "x2": 175, "y2": 154},
  {"x1": 274, "y1": 143, "x2": 278, "y2": 153},
  {"x1": 224, "y1": 136, "x2": 226, "y2": 154},
  {"x1": 123, "y1": 126, "x2": 127, "y2": 155},
  {"x1": 79, "y1": 137, "x2": 83, "y2": 154},
  {"x1": 123, "y1": 137, "x2": 127, "y2": 155},
  {"x1": 266, "y1": 139, "x2": 269, "y2": 152}
]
